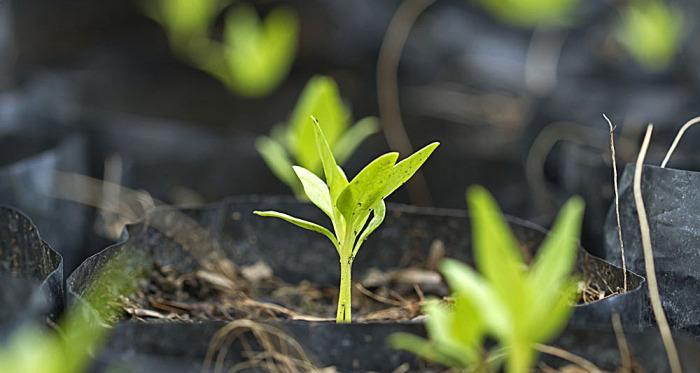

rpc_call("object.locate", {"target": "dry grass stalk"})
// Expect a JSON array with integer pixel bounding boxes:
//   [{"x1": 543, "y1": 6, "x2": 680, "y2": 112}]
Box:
[
  {"x1": 633, "y1": 124, "x2": 682, "y2": 373},
  {"x1": 611, "y1": 313, "x2": 633, "y2": 373},
  {"x1": 203, "y1": 319, "x2": 321, "y2": 373},
  {"x1": 603, "y1": 114, "x2": 627, "y2": 292},
  {"x1": 535, "y1": 344, "x2": 602, "y2": 373},
  {"x1": 661, "y1": 116, "x2": 700, "y2": 168}
]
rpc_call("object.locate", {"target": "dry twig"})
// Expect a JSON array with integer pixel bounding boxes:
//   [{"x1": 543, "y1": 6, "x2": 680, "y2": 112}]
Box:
[{"x1": 633, "y1": 125, "x2": 682, "y2": 373}]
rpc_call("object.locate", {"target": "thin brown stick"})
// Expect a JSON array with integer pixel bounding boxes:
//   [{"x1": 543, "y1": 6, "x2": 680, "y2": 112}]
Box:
[
  {"x1": 633, "y1": 124, "x2": 682, "y2": 373},
  {"x1": 603, "y1": 114, "x2": 627, "y2": 292},
  {"x1": 660, "y1": 116, "x2": 700, "y2": 168},
  {"x1": 611, "y1": 313, "x2": 633, "y2": 373},
  {"x1": 535, "y1": 344, "x2": 603, "y2": 373},
  {"x1": 376, "y1": 0, "x2": 436, "y2": 206}
]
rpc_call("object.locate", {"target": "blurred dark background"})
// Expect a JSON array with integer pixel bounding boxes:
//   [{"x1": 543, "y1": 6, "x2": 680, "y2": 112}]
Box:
[{"x1": 1, "y1": 0, "x2": 700, "y2": 267}]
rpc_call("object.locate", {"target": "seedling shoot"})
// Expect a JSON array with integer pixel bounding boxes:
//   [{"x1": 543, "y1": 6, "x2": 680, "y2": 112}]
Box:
[{"x1": 255, "y1": 116, "x2": 438, "y2": 323}]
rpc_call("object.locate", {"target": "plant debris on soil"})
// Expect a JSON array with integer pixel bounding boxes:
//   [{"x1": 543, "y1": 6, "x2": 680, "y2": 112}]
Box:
[{"x1": 120, "y1": 249, "x2": 626, "y2": 323}]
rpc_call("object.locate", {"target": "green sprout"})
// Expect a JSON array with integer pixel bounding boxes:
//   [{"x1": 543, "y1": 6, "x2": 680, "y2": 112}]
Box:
[
  {"x1": 256, "y1": 76, "x2": 379, "y2": 197},
  {"x1": 391, "y1": 186, "x2": 584, "y2": 373},
  {"x1": 472, "y1": 0, "x2": 580, "y2": 27},
  {"x1": 143, "y1": 0, "x2": 298, "y2": 97},
  {"x1": 617, "y1": 0, "x2": 684, "y2": 72},
  {"x1": 255, "y1": 117, "x2": 439, "y2": 323}
]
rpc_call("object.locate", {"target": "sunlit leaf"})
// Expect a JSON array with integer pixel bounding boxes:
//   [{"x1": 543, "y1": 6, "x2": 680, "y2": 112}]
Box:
[
  {"x1": 253, "y1": 210, "x2": 339, "y2": 251},
  {"x1": 337, "y1": 152, "x2": 398, "y2": 231},
  {"x1": 293, "y1": 166, "x2": 334, "y2": 220},
  {"x1": 382, "y1": 142, "x2": 440, "y2": 199}
]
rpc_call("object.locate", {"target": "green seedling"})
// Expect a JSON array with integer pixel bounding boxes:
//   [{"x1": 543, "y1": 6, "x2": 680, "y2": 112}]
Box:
[
  {"x1": 142, "y1": 0, "x2": 225, "y2": 46},
  {"x1": 473, "y1": 0, "x2": 580, "y2": 27},
  {"x1": 257, "y1": 76, "x2": 379, "y2": 197},
  {"x1": 255, "y1": 117, "x2": 439, "y2": 323},
  {"x1": 617, "y1": 0, "x2": 684, "y2": 72},
  {"x1": 143, "y1": 0, "x2": 298, "y2": 97},
  {"x1": 391, "y1": 186, "x2": 584, "y2": 373}
]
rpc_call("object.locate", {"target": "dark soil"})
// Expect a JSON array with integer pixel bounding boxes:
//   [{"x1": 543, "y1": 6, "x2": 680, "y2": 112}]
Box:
[{"x1": 120, "y1": 249, "x2": 626, "y2": 323}]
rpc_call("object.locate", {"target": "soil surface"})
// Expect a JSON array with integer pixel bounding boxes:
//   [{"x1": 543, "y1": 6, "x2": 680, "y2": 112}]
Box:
[{"x1": 120, "y1": 251, "x2": 625, "y2": 323}]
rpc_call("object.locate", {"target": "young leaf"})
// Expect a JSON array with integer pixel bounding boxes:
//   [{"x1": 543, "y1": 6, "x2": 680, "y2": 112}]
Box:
[
  {"x1": 528, "y1": 197, "x2": 584, "y2": 296},
  {"x1": 352, "y1": 200, "x2": 386, "y2": 257},
  {"x1": 253, "y1": 211, "x2": 339, "y2": 250},
  {"x1": 467, "y1": 186, "x2": 526, "y2": 307},
  {"x1": 336, "y1": 152, "x2": 398, "y2": 229},
  {"x1": 382, "y1": 142, "x2": 440, "y2": 199},
  {"x1": 289, "y1": 77, "x2": 350, "y2": 172},
  {"x1": 527, "y1": 279, "x2": 578, "y2": 343},
  {"x1": 334, "y1": 117, "x2": 379, "y2": 165},
  {"x1": 311, "y1": 116, "x2": 348, "y2": 202},
  {"x1": 292, "y1": 166, "x2": 333, "y2": 220},
  {"x1": 440, "y1": 259, "x2": 511, "y2": 339},
  {"x1": 256, "y1": 137, "x2": 298, "y2": 191},
  {"x1": 389, "y1": 333, "x2": 466, "y2": 368}
]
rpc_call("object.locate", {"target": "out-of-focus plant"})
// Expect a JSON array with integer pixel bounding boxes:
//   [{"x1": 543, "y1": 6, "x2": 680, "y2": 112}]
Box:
[
  {"x1": 257, "y1": 76, "x2": 379, "y2": 197},
  {"x1": 391, "y1": 186, "x2": 584, "y2": 373},
  {"x1": 0, "y1": 252, "x2": 141, "y2": 373},
  {"x1": 617, "y1": 0, "x2": 684, "y2": 72},
  {"x1": 472, "y1": 0, "x2": 580, "y2": 27},
  {"x1": 143, "y1": 0, "x2": 299, "y2": 97},
  {"x1": 255, "y1": 117, "x2": 438, "y2": 323}
]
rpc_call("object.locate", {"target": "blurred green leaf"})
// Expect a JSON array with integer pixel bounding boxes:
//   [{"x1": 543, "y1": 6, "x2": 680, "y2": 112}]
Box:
[
  {"x1": 256, "y1": 136, "x2": 300, "y2": 195},
  {"x1": 394, "y1": 187, "x2": 583, "y2": 373},
  {"x1": 334, "y1": 117, "x2": 379, "y2": 165},
  {"x1": 223, "y1": 4, "x2": 299, "y2": 97},
  {"x1": 617, "y1": 0, "x2": 684, "y2": 72},
  {"x1": 474, "y1": 0, "x2": 580, "y2": 27}
]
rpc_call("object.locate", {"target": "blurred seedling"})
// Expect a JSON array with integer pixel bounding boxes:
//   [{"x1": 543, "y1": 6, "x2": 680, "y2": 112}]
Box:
[
  {"x1": 257, "y1": 76, "x2": 379, "y2": 197},
  {"x1": 391, "y1": 186, "x2": 585, "y2": 373},
  {"x1": 143, "y1": 0, "x2": 298, "y2": 97},
  {"x1": 616, "y1": 0, "x2": 684, "y2": 72}
]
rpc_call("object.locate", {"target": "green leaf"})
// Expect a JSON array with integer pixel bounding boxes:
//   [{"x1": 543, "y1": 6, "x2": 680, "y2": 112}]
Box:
[
  {"x1": 617, "y1": 1, "x2": 684, "y2": 72},
  {"x1": 289, "y1": 76, "x2": 350, "y2": 172},
  {"x1": 352, "y1": 200, "x2": 386, "y2": 257},
  {"x1": 312, "y1": 116, "x2": 348, "y2": 203},
  {"x1": 388, "y1": 333, "x2": 468, "y2": 369},
  {"x1": 253, "y1": 211, "x2": 339, "y2": 251},
  {"x1": 334, "y1": 117, "x2": 379, "y2": 165},
  {"x1": 476, "y1": 0, "x2": 579, "y2": 27},
  {"x1": 255, "y1": 136, "x2": 298, "y2": 192},
  {"x1": 337, "y1": 152, "x2": 398, "y2": 231},
  {"x1": 440, "y1": 259, "x2": 511, "y2": 340},
  {"x1": 292, "y1": 166, "x2": 334, "y2": 220},
  {"x1": 527, "y1": 279, "x2": 578, "y2": 343},
  {"x1": 528, "y1": 197, "x2": 584, "y2": 297},
  {"x1": 466, "y1": 186, "x2": 527, "y2": 310},
  {"x1": 382, "y1": 142, "x2": 439, "y2": 199},
  {"x1": 222, "y1": 4, "x2": 298, "y2": 97}
]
